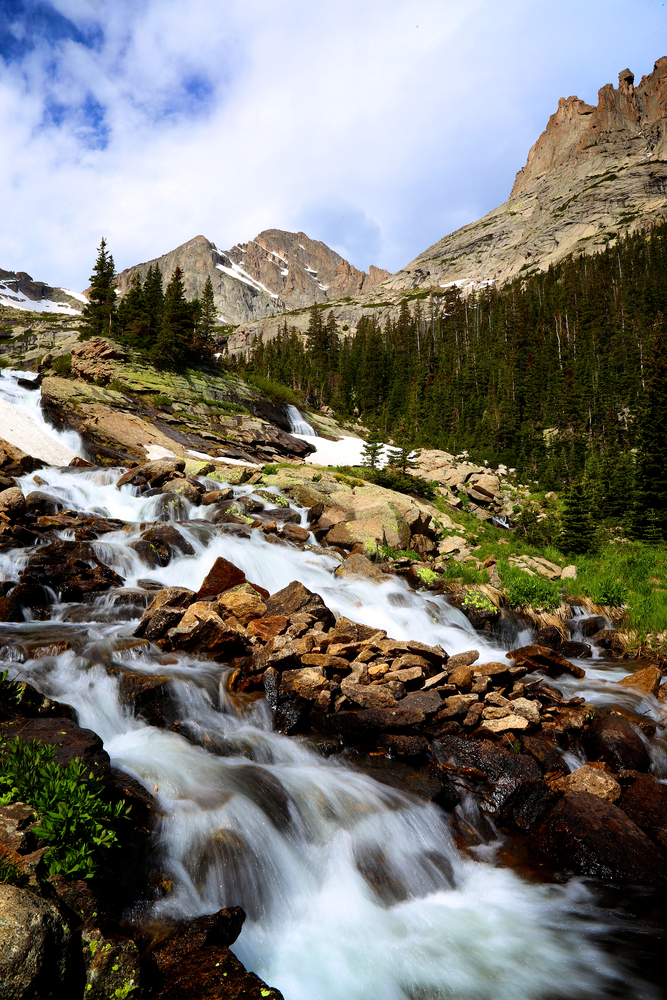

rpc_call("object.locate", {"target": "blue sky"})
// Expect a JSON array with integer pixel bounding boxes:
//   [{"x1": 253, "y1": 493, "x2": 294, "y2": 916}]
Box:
[{"x1": 1, "y1": 0, "x2": 666, "y2": 289}]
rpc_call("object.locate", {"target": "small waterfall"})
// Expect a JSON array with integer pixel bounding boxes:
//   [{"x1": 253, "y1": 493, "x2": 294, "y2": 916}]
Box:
[{"x1": 284, "y1": 404, "x2": 316, "y2": 436}]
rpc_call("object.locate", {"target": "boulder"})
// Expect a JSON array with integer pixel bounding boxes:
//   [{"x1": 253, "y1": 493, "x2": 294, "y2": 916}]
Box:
[
  {"x1": 559, "y1": 640, "x2": 592, "y2": 659},
  {"x1": 25, "y1": 491, "x2": 63, "y2": 516},
  {"x1": 552, "y1": 764, "x2": 621, "y2": 802},
  {"x1": 326, "y1": 518, "x2": 386, "y2": 550},
  {"x1": 0, "y1": 487, "x2": 26, "y2": 519},
  {"x1": 280, "y1": 667, "x2": 329, "y2": 700},
  {"x1": 0, "y1": 439, "x2": 42, "y2": 477},
  {"x1": 0, "y1": 885, "x2": 73, "y2": 1000},
  {"x1": 340, "y1": 676, "x2": 398, "y2": 710},
  {"x1": 279, "y1": 523, "x2": 310, "y2": 543},
  {"x1": 410, "y1": 534, "x2": 437, "y2": 559},
  {"x1": 531, "y1": 791, "x2": 667, "y2": 884},
  {"x1": 507, "y1": 644, "x2": 585, "y2": 679},
  {"x1": 582, "y1": 714, "x2": 651, "y2": 772},
  {"x1": 335, "y1": 554, "x2": 385, "y2": 582},
  {"x1": 117, "y1": 458, "x2": 185, "y2": 488},
  {"x1": 196, "y1": 557, "x2": 246, "y2": 600},
  {"x1": 81, "y1": 929, "x2": 141, "y2": 1000},
  {"x1": 264, "y1": 581, "x2": 335, "y2": 629},
  {"x1": 437, "y1": 693, "x2": 479, "y2": 718},
  {"x1": 70, "y1": 336, "x2": 127, "y2": 383},
  {"x1": 560, "y1": 565, "x2": 577, "y2": 579},
  {"x1": 0, "y1": 716, "x2": 109, "y2": 773},
  {"x1": 134, "y1": 587, "x2": 195, "y2": 638},
  {"x1": 167, "y1": 602, "x2": 246, "y2": 658},
  {"x1": 620, "y1": 773, "x2": 667, "y2": 848},
  {"x1": 446, "y1": 649, "x2": 479, "y2": 669},
  {"x1": 618, "y1": 665, "x2": 662, "y2": 697},
  {"x1": 246, "y1": 615, "x2": 289, "y2": 641},
  {"x1": 216, "y1": 586, "x2": 266, "y2": 626},
  {"x1": 162, "y1": 479, "x2": 201, "y2": 505}
]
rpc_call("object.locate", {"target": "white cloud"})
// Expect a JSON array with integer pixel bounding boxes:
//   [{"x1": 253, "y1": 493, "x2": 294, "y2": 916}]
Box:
[{"x1": 0, "y1": 0, "x2": 665, "y2": 289}]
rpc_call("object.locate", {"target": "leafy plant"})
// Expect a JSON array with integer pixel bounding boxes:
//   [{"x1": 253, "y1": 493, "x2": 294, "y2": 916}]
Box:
[
  {"x1": 262, "y1": 464, "x2": 278, "y2": 476},
  {"x1": 0, "y1": 737, "x2": 129, "y2": 879},
  {"x1": 151, "y1": 393, "x2": 173, "y2": 407},
  {"x1": 499, "y1": 564, "x2": 562, "y2": 611},
  {"x1": 0, "y1": 848, "x2": 27, "y2": 886},
  {"x1": 358, "y1": 467, "x2": 438, "y2": 501},
  {"x1": 461, "y1": 591, "x2": 495, "y2": 613},
  {"x1": 588, "y1": 576, "x2": 629, "y2": 607}
]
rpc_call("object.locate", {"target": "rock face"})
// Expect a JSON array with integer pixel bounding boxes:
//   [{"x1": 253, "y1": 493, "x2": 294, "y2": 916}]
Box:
[
  {"x1": 0, "y1": 884, "x2": 73, "y2": 999},
  {"x1": 385, "y1": 58, "x2": 667, "y2": 292},
  {"x1": 113, "y1": 231, "x2": 390, "y2": 326},
  {"x1": 0, "y1": 268, "x2": 83, "y2": 314}
]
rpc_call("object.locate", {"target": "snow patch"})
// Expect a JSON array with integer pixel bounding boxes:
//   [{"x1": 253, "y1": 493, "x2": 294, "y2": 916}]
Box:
[
  {"x1": 215, "y1": 260, "x2": 280, "y2": 300},
  {"x1": 0, "y1": 283, "x2": 82, "y2": 315}
]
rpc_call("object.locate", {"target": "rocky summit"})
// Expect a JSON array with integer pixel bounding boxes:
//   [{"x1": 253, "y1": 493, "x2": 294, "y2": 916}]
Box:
[{"x1": 113, "y1": 230, "x2": 390, "y2": 326}]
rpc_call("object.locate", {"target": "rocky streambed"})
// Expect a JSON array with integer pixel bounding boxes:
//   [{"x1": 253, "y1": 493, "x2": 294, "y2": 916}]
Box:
[{"x1": 0, "y1": 379, "x2": 666, "y2": 998}]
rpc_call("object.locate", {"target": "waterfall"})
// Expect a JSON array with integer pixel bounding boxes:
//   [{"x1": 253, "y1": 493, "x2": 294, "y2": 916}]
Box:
[
  {"x1": 284, "y1": 404, "x2": 316, "y2": 436},
  {"x1": 0, "y1": 369, "x2": 655, "y2": 1000}
]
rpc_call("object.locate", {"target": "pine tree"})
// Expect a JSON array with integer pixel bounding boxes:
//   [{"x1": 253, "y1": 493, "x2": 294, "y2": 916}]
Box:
[
  {"x1": 154, "y1": 267, "x2": 192, "y2": 364},
  {"x1": 387, "y1": 425, "x2": 420, "y2": 474},
  {"x1": 198, "y1": 276, "x2": 217, "y2": 343},
  {"x1": 361, "y1": 426, "x2": 383, "y2": 470},
  {"x1": 559, "y1": 482, "x2": 596, "y2": 554},
  {"x1": 632, "y1": 329, "x2": 667, "y2": 538},
  {"x1": 82, "y1": 238, "x2": 116, "y2": 338},
  {"x1": 116, "y1": 272, "x2": 147, "y2": 348},
  {"x1": 144, "y1": 265, "x2": 164, "y2": 347}
]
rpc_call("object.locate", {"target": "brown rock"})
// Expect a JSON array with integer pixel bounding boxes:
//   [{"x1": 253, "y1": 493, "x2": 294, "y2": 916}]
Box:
[
  {"x1": 216, "y1": 587, "x2": 266, "y2": 626},
  {"x1": 0, "y1": 803, "x2": 38, "y2": 854},
  {"x1": 246, "y1": 615, "x2": 289, "y2": 641},
  {"x1": 479, "y1": 714, "x2": 530, "y2": 733},
  {"x1": 446, "y1": 649, "x2": 479, "y2": 669},
  {"x1": 552, "y1": 764, "x2": 621, "y2": 802},
  {"x1": 448, "y1": 665, "x2": 474, "y2": 690},
  {"x1": 264, "y1": 581, "x2": 335, "y2": 628},
  {"x1": 0, "y1": 717, "x2": 109, "y2": 773},
  {"x1": 279, "y1": 523, "x2": 310, "y2": 543},
  {"x1": 620, "y1": 773, "x2": 667, "y2": 849},
  {"x1": 134, "y1": 587, "x2": 195, "y2": 638},
  {"x1": 335, "y1": 553, "x2": 385, "y2": 582},
  {"x1": 582, "y1": 714, "x2": 651, "y2": 772},
  {"x1": 400, "y1": 690, "x2": 444, "y2": 714},
  {"x1": 618, "y1": 665, "x2": 662, "y2": 697},
  {"x1": 0, "y1": 487, "x2": 26, "y2": 519},
  {"x1": 301, "y1": 653, "x2": 351, "y2": 673},
  {"x1": 0, "y1": 438, "x2": 42, "y2": 477},
  {"x1": 196, "y1": 557, "x2": 246, "y2": 599},
  {"x1": 531, "y1": 791, "x2": 667, "y2": 884},
  {"x1": 438, "y1": 693, "x2": 478, "y2": 718},
  {"x1": 167, "y1": 603, "x2": 246, "y2": 658},
  {"x1": 0, "y1": 884, "x2": 73, "y2": 999},
  {"x1": 507, "y1": 644, "x2": 585, "y2": 679},
  {"x1": 340, "y1": 676, "x2": 398, "y2": 710},
  {"x1": 322, "y1": 706, "x2": 426, "y2": 736},
  {"x1": 280, "y1": 667, "x2": 329, "y2": 700}
]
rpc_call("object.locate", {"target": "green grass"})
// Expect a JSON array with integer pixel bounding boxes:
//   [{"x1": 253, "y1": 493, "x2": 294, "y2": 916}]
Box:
[
  {"x1": 246, "y1": 373, "x2": 303, "y2": 408},
  {"x1": 497, "y1": 560, "x2": 562, "y2": 611}
]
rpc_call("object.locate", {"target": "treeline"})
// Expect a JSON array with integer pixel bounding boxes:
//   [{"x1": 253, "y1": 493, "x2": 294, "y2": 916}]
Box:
[
  {"x1": 239, "y1": 223, "x2": 667, "y2": 531},
  {"x1": 82, "y1": 238, "x2": 216, "y2": 365}
]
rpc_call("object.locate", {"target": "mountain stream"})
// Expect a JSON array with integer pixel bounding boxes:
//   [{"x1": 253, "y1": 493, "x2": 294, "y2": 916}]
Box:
[{"x1": 0, "y1": 370, "x2": 664, "y2": 1000}]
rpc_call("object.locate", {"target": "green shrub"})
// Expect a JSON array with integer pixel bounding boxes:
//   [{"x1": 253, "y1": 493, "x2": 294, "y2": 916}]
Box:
[
  {"x1": 500, "y1": 563, "x2": 561, "y2": 610},
  {"x1": 0, "y1": 737, "x2": 129, "y2": 879},
  {"x1": 247, "y1": 374, "x2": 302, "y2": 407},
  {"x1": 151, "y1": 393, "x2": 173, "y2": 407},
  {"x1": 51, "y1": 353, "x2": 72, "y2": 377},
  {"x1": 588, "y1": 576, "x2": 629, "y2": 607},
  {"x1": 362, "y1": 467, "x2": 438, "y2": 501},
  {"x1": 461, "y1": 591, "x2": 495, "y2": 613},
  {"x1": 378, "y1": 545, "x2": 420, "y2": 561},
  {"x1": 262, "y1": 464, "x2": 278, "y2": 476}
]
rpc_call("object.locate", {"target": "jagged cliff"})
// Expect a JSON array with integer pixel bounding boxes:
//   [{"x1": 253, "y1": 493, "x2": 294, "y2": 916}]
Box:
[
  {"x1": 385, "y1": 57, "x2": 667, "y2": 292},
  {"x1": 113, "y1": 230, "x2": 389, "y2": 326},
  {"x1": 0, "y1": 268, "x2": 85, "y2": 316}
]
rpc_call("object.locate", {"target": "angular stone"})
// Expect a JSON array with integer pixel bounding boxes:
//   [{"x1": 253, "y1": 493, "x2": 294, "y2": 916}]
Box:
[
  {"x1": 246, "y1": 615, "x2": 289, "y2": 641},
  {"x1": 134, "y1": 587, "x2": 195, "y2": 638},
  {"x1": 621, "y1": 774, "x2": 667, "y2": 849},
  {"x1": 0, "y1": 884, "x2": 73, "y2": 999},
  {"x1": 439, "y1": 693, "x2": 478, "y2": 718},
  {"x1": 216, "y1": 588, "x2": 266, "y2": 626},
  {"x1": 618, "y1": 665, "x2": 662, "y2": 697},
  {"x1": 507, "y1": 644, "x2": 585, "y2": 679},
  {"x1": 301, "y1": 653, "x2": 351, "y2": 672},
  {"x1": 582, "y1": 714, "x2": 651, "y2": 772},
  {"x1": 383, "y1": 666, "x2": 424, "y2": 685},
  {"x1": 264, "y1": 581, "x2": 335, "y2": 628},
  {"x1": 335, "y1": 553, "x2": 385, "y2": 582},
  {"x1": 448, "y1": 665, "x2": 474, "y2": 690},
  {"x1": 279, "y1": 523, "x2": 310, "y2": 543},
  {"x1": 479, "y1": 714, "x2": 530, "y2": 733},
  {"x1": 340, "y1": 676, "x2": 398, "y2": 709},
  {"x1": 553, "y1": 764, "x2": 621, "y2": 802},
  {"x1": 446, "y1": 649, "x2": 479, "y2": 669},
  {"x1": 400, "y1": 690, "x2": 444, "y2": 715},
  {"x1": 280, "y1": 667, "x2": 329, "y2": 700},
  {"x1": 196, "y1": 557, "x2": 246, "y2": 599},
  {"x1": 167, "y1": 603, "x2": 246, "y2": 658},
  {"x1": 510, "y1": 697, "x2": 541, "y2": 724}
]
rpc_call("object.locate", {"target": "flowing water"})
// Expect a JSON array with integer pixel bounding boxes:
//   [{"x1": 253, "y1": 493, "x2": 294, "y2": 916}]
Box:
[{"x1": 0, "y1": 370, "x2": 665, "y2": 1000}]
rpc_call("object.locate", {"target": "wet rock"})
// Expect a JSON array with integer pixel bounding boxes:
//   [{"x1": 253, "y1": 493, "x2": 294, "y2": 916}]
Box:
[
  {"x1": 620, "y1": 773, "x2": 667, "y2": 849},
  {"x1": 432, "y1": 736, "x2": 540, "y2": 817},
  {"x1": 25, "y1": 491, "x2": 63, "y2": 516},
  {"x1": 335, "y1": 553, "x2": 385, "y2": 582},
  {"x1": 552, "y1": 764, "x2": 621, "y2": 802},
  {"x1": 531, "y1": 791, "x2": 667, "y2": 884},
  {"x1": 81, "y1": 927, "x2": 140, "y2": 1000},
  {"x1": 143, "y1": 907, "x2": 282, "y2": 1000},
  {"x1": 117, "y1": 458, "x2": 185, "y2": 489},
  {"x1": 0, "y1": 717, "x2": 110, "y2": 773},
  {"x1": 0, "y1": 884, "x2": 74, "y2": 1000},
  {"x1": 518, "y1": 731, "x2": 569, "y2": 774},
  {"x1": 280, "y1": 667, "x2": 329, "y2": 700},
  {"x1": 400, "y1": 690, "x2": 444, "y2": 715},
  {"x1": 589, "y1": 629, "x2": 624, "y2": 653},
  {"x1": 216, "y1": 585, "x2": 266, "y2": 626},
  {"x1": 196, "y1": 557, "x2": 246, "y2": 599},
  {"x1": 437, "y1": 694, "x2": 479, "y2": 718},
  {"x1": 341, "y1": 675, "x2": 398, "y2": 709},
  {"x1": 278, "y1": 523, "x2": 310, "y2": 544},
  {"x1": 162, "y1": 479, "x2": 201, "y2": 505},
  {"x1": 0, "y1": 592, "x2": 24, "y2": 622},
  {"x1": 112, "y1": 670, "x2": 178, "y2": 727},
  {"x1": 201, "y1": 489, "x2": 233, "y2": 505},
  {"x1": 0, "y1": 487, "x2": 26, "y2": 520},
  {"x1": 139, "y1": 525, "x2": 195, "y2": 566},
  {"x1": 479, "y1": 714, "x2": 530, "y2": 734},
  {"x1": 134, "y1": 587, "x2": 196, "y2": 638},
  {"x1": 534, "y1": 626, "x2": 563, "y2": 650},
  {"x1": 582, "y1": 713, "x2": 651, "y2": 772},
  {"x1": 20, "y1": 540, "x2": 124, "y2": 602},
  {"x1": 618, "y1": 665, "x2": 662, "y2": 697},
  {"x1": 559, "y1": 640, "x2": 592, "y2": 659},
  {"x1": 263, "y1": 507, "x2": 301, "y2": 524},
  {"x1": 322, "y1": 706, "x2": 427, "y2": 737},
  {"x1": 507, "y1": 643, "x2": 585, "y2": 679},
  {"x1": 167, "y1": 602, "x2": 246, "y2": 659},
  {"x1": 446, "y1": 649, "x2": 479, "y2": 669},
  {"x1": 0, "y1": 438, "x2": 42, "y2": 477},
  {"x1": 377, "y1": 734, "x2": 429, "y2": 759},
  {"x1": 505, "y1": 777, "x2": 558, "y2": 831},
  {"x1": 264, "y1": 581, "x2": 335, "y2": 629}
]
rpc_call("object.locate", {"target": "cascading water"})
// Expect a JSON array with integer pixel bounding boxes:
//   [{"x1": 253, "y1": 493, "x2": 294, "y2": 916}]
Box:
[
  {"x1": 0, "y1": 370, "x2": 663, "y2": 999},
  {"x1": 284, "y1": 404, "x2": 316, "y2": 436}
]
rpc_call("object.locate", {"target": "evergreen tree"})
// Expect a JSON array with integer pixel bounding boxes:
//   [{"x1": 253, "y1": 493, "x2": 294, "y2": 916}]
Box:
[
  {"x1": 82, "y1": 238, "x2": 116, "y2": 338},
  {"x1": 387, "y1": 425, "x2": 420, "y2": 474},
  {"x1": 559, "y1": 482, "x2": 596, "y2": 554},
  {"x1": 144, "y1": 265, "x2": 164, "y2": 346},
  {"x1": 154, "y1": 267, "x2": 193, "y2": 364},
  {"x1": 198, "y1": 276, "x2": 217, "y2": 343},
  {"x1": 632, "y1": 329, "x2": 667, "y2": 538},
  {"x1": 361, "y1": 426, "x2": 383, "y2": 470},
  {"x1": 116, "y1": 272, "x2": 147, "y2": 348}
]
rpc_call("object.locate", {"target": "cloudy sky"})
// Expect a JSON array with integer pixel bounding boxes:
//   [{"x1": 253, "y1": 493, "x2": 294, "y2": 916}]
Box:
[{"x1": 1, "y1": 0, "x2": 666, "y2": 290}]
